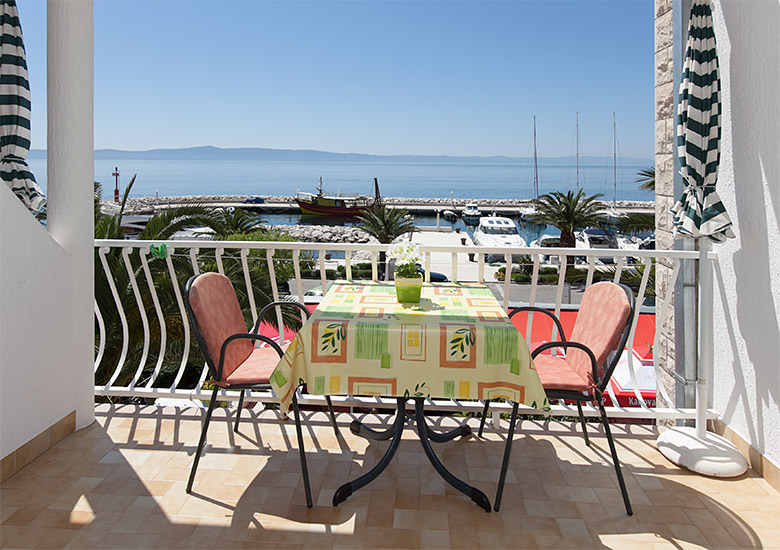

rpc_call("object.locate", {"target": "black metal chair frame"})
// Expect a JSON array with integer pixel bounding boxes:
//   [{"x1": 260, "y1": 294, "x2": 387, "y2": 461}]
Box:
[
  {"x1": 478, "y1": 284, "x2": 635, "y2": 515},
  {"x1": 183, "y1": 275, "x2": 338, "y2": 507}
]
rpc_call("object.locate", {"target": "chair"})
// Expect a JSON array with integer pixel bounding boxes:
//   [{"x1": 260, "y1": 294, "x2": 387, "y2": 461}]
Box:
[
  {"x1": 183, "y1": 272, "x2": 339, "y2": 507},
  {"x1": 479, "y1": 281, "x2": 635, "y2": 515}
]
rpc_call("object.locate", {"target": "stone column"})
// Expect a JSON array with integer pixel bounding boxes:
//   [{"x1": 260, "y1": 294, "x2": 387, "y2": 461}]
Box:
[{"x1": 654, "y1": 0, "x2": 677, "y2": 409}]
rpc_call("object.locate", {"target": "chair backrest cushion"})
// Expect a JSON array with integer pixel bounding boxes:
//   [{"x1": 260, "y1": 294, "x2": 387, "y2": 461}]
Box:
[
  {"x1": 187, "y1": 273, "x2": 252, "y2": 381},
  {"x1": 567, "y1": 282, "x2": 631, "y2": 386}
]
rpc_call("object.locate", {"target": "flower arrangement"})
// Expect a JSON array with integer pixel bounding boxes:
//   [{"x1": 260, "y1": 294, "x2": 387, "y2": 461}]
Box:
[{"x1": 387, "y1": 241, "x2": 423, "y2": 279}]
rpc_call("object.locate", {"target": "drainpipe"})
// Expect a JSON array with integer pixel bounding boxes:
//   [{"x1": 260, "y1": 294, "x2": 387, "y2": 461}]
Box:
[{"x1": 673, "y1": 0, "x2": 698, "y2": 417}]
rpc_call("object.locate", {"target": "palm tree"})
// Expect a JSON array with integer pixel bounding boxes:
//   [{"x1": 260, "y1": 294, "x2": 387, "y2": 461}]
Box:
[
  {"x1": 357, "y1": 205, "x2": 419, "y2": 277},
  {"x1": 636, "y1": 166, "x2": 655, "y2": 192},
  {"x1": 525, "y1": 189, "x2": 606, "y2": 268},
  {"x1": 616, "y1": 166, "x2": 656, "y2": 235}
]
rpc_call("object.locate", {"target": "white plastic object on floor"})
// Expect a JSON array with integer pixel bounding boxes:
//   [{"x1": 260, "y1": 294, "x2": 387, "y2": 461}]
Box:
[{"x1": 657, "y1": 426, "x2": 748, "y2": 477}]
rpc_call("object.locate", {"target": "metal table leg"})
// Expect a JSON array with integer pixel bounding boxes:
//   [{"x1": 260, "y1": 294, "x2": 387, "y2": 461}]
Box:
[
  {"x1": 333, "y1": 397, "x2": 406, "y2": 506},
  {"x1": 414, "y1": 398, "x2": 491, "y2": 513}
]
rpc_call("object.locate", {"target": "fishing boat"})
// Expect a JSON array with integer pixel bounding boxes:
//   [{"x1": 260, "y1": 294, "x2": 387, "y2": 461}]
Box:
[
  {"x1": 295, "y1": 177, "x2": 380, "y2": 216},
  {"x1": 472, "y1": 215, "x2": 527, "y2": 262},
  {"x1": 461, "y1": 203, "x2": 482, "y2": 225}
]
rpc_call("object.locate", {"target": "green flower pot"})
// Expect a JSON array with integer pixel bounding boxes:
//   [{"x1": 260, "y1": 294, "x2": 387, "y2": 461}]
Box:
[{"x1": 395, "y1": 276, "x2": 423, "y2": 303}]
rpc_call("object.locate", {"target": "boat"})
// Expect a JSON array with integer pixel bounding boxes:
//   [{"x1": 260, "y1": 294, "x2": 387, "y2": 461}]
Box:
[
  {"x1": 461, "y1": 203, "x2": 482, "y2": 225},
  {"x1": 528, "y1": 233, "x2": 562, "y2": 264},
  {"x1": 472, "y1": 216, "x2": 527, "y2": 262},
  {"x1": 575, "y1": 227, "x2": 620, "y2": 264},
  {"x1": 441, "y1": 209, "x2": 458, "y2": 221},
  {"x1": 295, "y1": 177, "x2": 380, "y2": 216}
]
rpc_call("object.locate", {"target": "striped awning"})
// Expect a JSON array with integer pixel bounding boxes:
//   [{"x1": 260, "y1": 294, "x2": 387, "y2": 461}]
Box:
[
  {"x1": 670, "y1": 0, "x2": 734, "y2": 242},
  {"x1": 1, "y1": 0, "x2": 45, "y2": 212}
]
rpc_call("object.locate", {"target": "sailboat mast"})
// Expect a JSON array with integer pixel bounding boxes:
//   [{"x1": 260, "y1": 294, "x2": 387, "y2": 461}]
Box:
[
  {"x1": 613, "y1": 111, "x2": 617, "y2": 209},
  {"x1": 533, "y1": 116, "x2": 539, "y2": 199},
  {"x1": 576, "y1": 111, "x2": 580, "y2": 190}
]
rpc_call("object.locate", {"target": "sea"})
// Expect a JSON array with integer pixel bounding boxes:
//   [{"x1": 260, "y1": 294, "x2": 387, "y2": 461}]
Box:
[{"x1": 28, "y1": 157, "x2": 653, "y2": 244}]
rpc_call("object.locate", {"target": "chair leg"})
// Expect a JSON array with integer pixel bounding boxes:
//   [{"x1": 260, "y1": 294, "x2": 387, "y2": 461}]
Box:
[
  {"x1": 325, "y1": 395, "x2": 340, "y2": 435},
  {"x1": 187, "y1": 385, "x2": 219, "y2": 493},
  {"x1": 478, "y1": 400, "x2": 491, "y2": 437},
  {"x1": 576, "y1": 401, "x2": 590, "y2": 446},
  {"x1": 292, "y1": 392, "x2": 313, "y2": 508},
  {"x1": 494, "y1": 402, "x2": 519, "y2": 512},
  {"x1": 597, "y1": 398, "x2": 633, "y2": 516},
  {"x1": 234, "y1": 389, "x2": 245, "y2": 433}
]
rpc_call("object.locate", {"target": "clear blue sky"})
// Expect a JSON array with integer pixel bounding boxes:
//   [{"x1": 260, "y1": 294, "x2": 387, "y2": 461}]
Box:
[{"x1": 18, "y1": 0, "x2": 655, "y2": 158}]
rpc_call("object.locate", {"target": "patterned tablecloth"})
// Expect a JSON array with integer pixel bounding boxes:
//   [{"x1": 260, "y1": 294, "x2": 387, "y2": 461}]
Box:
[{"x1": 270, "y1": 281, "x2": 549, "y2": 413}]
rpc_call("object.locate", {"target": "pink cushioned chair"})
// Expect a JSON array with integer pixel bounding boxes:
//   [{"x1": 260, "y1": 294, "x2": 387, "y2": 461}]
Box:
[
  {"x1": 480, "y1": 281, "x2": 635, "y2": 515},
  {"x1": 184, "y1": 272, "x2": 338, "y2": 507}
]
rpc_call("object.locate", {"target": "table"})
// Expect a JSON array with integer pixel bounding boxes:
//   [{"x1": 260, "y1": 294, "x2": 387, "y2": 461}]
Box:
[{"x1": 270, "y1": 281, "x2": 548, "y2": 512}]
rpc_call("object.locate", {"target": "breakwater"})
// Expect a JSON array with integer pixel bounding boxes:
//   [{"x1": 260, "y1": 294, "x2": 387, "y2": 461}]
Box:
[{"x1": 119, "y1": 194, "x2": 654, "y2": 216}]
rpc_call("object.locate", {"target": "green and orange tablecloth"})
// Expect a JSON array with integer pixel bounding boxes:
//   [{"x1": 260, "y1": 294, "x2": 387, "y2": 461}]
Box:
[{"x1": 270, "y1": 281, "x2": 549, "y2": 413}]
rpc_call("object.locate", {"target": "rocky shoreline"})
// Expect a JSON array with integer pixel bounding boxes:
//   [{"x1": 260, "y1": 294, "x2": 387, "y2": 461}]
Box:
[{"x1": 116, "y1": 194, "x2": 653, "y2": 215}]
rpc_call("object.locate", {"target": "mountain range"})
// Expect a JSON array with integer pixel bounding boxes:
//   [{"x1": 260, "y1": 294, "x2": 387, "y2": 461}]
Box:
[{"x1": 28, "y1": 146, "x2": 652, "y2": 166}]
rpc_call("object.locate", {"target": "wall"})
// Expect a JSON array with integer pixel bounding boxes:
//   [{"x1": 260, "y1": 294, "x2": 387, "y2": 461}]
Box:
[
  {"x1": 0, "y1": 1, "x2": 95, "y2": 468},
  {"x1": 709, "y1": 0, "x2": 780, "y2": 467},
  {"x1": 0, "y1": 188, "x2": 93, "y2": 460}
]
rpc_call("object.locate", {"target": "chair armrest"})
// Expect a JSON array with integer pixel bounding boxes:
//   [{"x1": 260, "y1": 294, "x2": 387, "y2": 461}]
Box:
[
  {"x1": 252, "y1": 300, "x2": 310, "y2": 334},
  {"x1": 531, "y1": 341, "x2": 599, "y2": 388},
  {"x1": 508, "y1": 306, "x2": 567, "y2": 342},
  {"x1": 217, "y1": 333, "x2": 285, "y2": 381}
]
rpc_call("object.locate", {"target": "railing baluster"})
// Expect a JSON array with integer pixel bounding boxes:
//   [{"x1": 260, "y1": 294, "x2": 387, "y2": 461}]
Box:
[
  {"x1": 654, "y1": 258, "x2": 681, "y2": 408},
  {"x1": 613, "y1": 256, "x2": 625, "y2": 284},
  {"x1": 586, "y1": 256, "x2": 595, "y2": 288},
  {"x1": 477, "y1": 252, "x2": 485, "y2": 283},
  {"x1": 164, "y1": 248, "x2": 192, "y2": 391},
  {"x1": 451, "y1": 252, "x2": 458, "y2": 283},
  {"x1": 94, "y1": 299, "x2": 105, "y2": 373},
  {"x1": 266, "y1": 249, "x2": 284, "y2": 343},
  {"x1": 319, "y1": 251, "x2": 327, "y2": 294},
  {"x1": 98, "y1": 247, "x2": 129, "y2": 389},
  {"x1": 371, "y1": 251, "x2": 378, "y2": 282},
  {"x1": 502, "y1": 255, "x2": 512, "y2": 312},
  {"x1": 293, "y1": 250, "x2": 304, "y2": 302},
  {"x1": 525, "y1": 255, "x2": 541, "y2": 345},
  {"x1": 241, "y1": 248, "x2": 258, "y2": 326},
  {"x1": 624, "y1": 256, "x2": 653, "y2": 410},
  {"x1": 424, "y1": 251, "x2": 431, "y2": 283},
  {"x1": 215, "y1": 247, "x2": 225, "y2": 274},
  {"x1": 122, "y1": 248, "x2": 151, "y2": 390},
  {"x1": 139, "y1": 247, "x2": 168, "y2": 389},
  {"x1": 345, "y1": 250, "x2": 353, "y2": 281},
  {"x1": 189, "y1": 248, "x2": 200, "y2": 275},
  {"x1": 552, "y1": 255, "x2": 568, "y2": 344}
]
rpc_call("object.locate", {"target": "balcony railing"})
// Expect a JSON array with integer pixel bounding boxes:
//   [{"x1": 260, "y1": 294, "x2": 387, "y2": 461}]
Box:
[{"x1": 93, "y1": 238, "x2": 712, "y2": 423}]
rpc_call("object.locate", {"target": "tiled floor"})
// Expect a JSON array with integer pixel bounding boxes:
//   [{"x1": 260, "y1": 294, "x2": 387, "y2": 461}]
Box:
[{"x1": 2, "y1": 403, "x2": 779, "y2": 549}]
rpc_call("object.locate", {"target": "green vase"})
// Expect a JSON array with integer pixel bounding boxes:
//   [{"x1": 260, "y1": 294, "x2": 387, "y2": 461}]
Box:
[{"x1": 395, "y1": 276, "x2": 423, "y2": 303}]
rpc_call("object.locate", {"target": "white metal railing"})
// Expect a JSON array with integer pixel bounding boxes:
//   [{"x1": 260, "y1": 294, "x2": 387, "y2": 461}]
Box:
[{"x1": 93, "y1": 239, "x2": 714, "y2": 422}]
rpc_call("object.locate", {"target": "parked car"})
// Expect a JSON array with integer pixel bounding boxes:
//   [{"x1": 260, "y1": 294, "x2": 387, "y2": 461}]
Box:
[
  {"x1": 416, "y1": 266, "x2": 448, "y2": 282},
  {"x1": 242, "y1": 196, "x2": 265, "y2": 204}
]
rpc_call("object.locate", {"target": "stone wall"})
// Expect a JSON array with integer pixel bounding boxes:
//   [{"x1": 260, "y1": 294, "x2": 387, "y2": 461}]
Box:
[{"x1": 655, "y1": 0, "x2": 677, "y2": 407}]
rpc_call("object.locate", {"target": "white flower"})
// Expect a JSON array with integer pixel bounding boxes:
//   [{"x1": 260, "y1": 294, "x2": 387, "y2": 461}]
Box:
[{"x1": 387, "y1": 242, "x2": 423, "y2": 267}]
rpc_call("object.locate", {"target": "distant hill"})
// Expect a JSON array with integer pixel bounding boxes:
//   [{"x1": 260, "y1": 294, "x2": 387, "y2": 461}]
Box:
[{"x1": 28, "y1": 146, "x2": 652, "y2": 166}]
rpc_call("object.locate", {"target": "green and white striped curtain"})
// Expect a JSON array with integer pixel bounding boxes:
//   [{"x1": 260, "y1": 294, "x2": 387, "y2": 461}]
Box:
[
  {"x1": 1, "y1": 0, "x2": 45, "y2": 212},
  {"x1": 670, "y1": 0, "x2": 734, "y2": 242}
]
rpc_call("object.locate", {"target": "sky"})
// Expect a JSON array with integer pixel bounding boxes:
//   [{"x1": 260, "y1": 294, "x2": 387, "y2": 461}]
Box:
[{"x1": 18, "y1": 0, "x2": 655, "y2": 158}]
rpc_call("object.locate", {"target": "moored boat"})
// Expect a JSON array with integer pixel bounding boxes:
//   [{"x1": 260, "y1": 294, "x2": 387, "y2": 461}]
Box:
[
  {"x1": 473, "y1": 215, "x2": 527, "y2": 262},
  {"x1": 461, "y1": 203, "x2": 482, "y2": 225},
  {"x1": 295, "y1": 177, "x2": 380, "y2": 216}
]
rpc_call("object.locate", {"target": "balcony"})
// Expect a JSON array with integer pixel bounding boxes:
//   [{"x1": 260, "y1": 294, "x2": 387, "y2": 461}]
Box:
[{"x1": 2, "y1": 402, "x2": 776, "y2": 549}]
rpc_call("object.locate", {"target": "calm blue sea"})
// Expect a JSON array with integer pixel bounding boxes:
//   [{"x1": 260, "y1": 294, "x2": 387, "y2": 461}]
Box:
[{"x1": 28, "y1": 158, "x2": 654, "y2": 203}]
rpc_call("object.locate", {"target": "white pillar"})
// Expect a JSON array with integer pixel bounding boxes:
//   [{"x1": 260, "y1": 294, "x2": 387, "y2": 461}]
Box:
[{"x1": 47, "y1": 0, "x2": 95, "y2": 429}]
